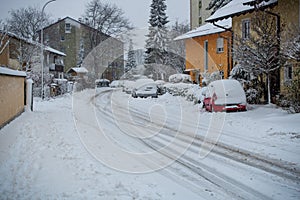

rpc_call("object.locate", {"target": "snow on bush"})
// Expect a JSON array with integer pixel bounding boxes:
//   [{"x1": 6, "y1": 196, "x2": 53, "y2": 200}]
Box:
[
  {"x1": 168, "y1": 74, "x2": 192, "y2": 83},
  {"x1": 246, "y1": 88, "x2": 260, "y2": 104},
  {"x1": 164, "y1": 82, "x2": 201, "y2": 104}
]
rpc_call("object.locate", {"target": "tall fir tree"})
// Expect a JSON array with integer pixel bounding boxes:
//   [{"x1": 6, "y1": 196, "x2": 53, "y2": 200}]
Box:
[
  {"x1": 125, "y1": 39, "x2": 137, "y2": 73},
  {"x1": 144, "y1": 0, "x2": 169, "y2": 65}
]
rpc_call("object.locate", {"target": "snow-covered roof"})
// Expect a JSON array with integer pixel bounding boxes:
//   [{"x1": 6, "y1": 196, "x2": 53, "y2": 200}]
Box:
[
  {"x1": 44, "y1": 46, "x2": 66, "y2": 57},
  {"x1": 0, "y1": 66, "x2": 26, "y2": 77},
  {"x1": 174, "y1": 18, "x2": 232, "y2": 40},
  {"x1": 68, "y1": 67, "x2": 88, "y2": 73},
  {"x1": 206, "y1": 0, "x2": 277, "y2": 23},
  {"x1": 0, "y1": 31, "x2": 66, "y2": 57},
  {"x1": 95, "y1": 79, "x2": 110, "y2": 83}
]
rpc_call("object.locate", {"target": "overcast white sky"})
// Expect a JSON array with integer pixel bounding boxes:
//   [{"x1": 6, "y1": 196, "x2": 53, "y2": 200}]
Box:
[{"x1": 0, "y1": 0, "x2": 190, "y2": 29}]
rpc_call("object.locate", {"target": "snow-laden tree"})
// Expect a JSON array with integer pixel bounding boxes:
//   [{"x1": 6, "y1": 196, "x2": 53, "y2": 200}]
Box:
[
  {"x1": 83, "y1": 0, "x2": 133, "y2": 48},
  {"x1": 200, "y1": 70, "x2": 221, "y2": 86},
  {"x1": 77, "y1": 38, "x2": 85, "y2": 67},
  {"x1": 233, "y1": 12, "x2": 285, "y2": 104},
  {"x1": 125, "y1": 39, "x2": 137, "y2": 73},
  {"x1": 206, "y1": 0, "x2": 232, "y2": 14},
  {"x1": 230, "y1": 64, "x2": 262, "y2": 104},
  {"x1": 283, "y1": 28, "x2": 300, "y2": 62},
  {"x1": 283, "y1": 68, "x2": 300, "y2": 113},
  {"x1": 0, "y1": 21, "x2": 9, "y2": 55},
  {"x1": 281, "y1": 27, "x2": 300, "y2": 113},
  {"x1": 144, "y1": 0, "x2": 169, "y2": 65},
  {"x1": 6, "y1": 5, "x2": 51, "y2": 41},
  {"x1": 167, "y1": 20, "x2": 190, "y2": 73}
]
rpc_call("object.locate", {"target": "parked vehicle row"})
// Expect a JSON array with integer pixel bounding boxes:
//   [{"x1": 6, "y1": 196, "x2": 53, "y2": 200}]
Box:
[{"x1": 109, "y1": 78, "x2": 247, "y2": 112}]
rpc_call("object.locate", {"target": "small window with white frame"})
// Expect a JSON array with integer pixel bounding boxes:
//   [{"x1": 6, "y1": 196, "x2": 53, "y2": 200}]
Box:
[
  {"x1": 217, "y1": 37, "x2": 224, "y2": 53},
  {"x1": 242, "y1": 19, "x2": 250, "y2": 39},
  {"x1": 65, "y1": 23, "x2": 71, "y2": 33}
]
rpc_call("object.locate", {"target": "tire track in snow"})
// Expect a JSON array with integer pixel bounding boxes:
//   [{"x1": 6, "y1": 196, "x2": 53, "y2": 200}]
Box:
[{"x1": 91, "y1": 89, "x2": 300, "y2": 199}]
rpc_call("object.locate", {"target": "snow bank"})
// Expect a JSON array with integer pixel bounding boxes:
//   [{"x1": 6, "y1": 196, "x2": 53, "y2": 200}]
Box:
[{"x1": 0, "y1": 66, "x2": 26, "y2": 77}]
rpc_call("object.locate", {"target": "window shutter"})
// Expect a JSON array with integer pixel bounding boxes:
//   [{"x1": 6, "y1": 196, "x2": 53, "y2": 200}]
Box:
[{"x1": 217, "y1": 38, "x2": 224, "y2": 53}]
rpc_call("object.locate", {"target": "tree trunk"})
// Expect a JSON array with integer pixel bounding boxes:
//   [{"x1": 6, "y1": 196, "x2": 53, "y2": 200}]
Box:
[{"x1": 267, "y1": 73, "x2": 271, "y2": 104}]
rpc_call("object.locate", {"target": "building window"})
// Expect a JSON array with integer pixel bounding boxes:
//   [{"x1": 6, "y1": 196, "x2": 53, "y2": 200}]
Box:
[
  {"x1": 65, "y1": 23, "x2": 71, "y2": 33},
  {"x1": 47, "y1": 54, "x2": 50, "y2": 65},
  {"x1": 58, "y1": 72, "x2": 64, "y2": 79},
  {"x1": 199, "y1": 17, "x2": 202, "y2": 25},
  {"x1": 284, "y1": 64, "x2": 293, "y2": 83},
  {"x1": 204, "y1": 40, "x2": 208, "y2": 70},
  {"x1": 61, "y1": 35, "x2": 65, "y2": 41},
  {"x1": 217, "y1": 37, "x2": 224, "y2": 53},
  {"x1": 242, "y1": 19, "x2": 250, "y2": 39},
  {"x1": 199, "y1": 0, "x2": 202, "y2": 16}
]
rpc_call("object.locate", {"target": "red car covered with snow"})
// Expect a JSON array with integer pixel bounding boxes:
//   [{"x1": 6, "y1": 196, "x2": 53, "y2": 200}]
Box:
[{"x1": 203, "y1": 79, "x2": 247, "y2": 112}]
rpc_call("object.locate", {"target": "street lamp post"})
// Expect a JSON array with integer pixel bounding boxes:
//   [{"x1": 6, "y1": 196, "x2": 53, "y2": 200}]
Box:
[{"x1": 41, "y1": 0, "x2": 56, "y2": 99}]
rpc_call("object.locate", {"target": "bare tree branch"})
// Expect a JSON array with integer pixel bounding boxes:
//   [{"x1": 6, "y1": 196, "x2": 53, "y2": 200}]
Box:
[
  {"x1": 83, "y1": 0, "x2": 133, "y2": 38},
  {"x1": 6, "y1": 5, "x2": 52, "y2": 41}
]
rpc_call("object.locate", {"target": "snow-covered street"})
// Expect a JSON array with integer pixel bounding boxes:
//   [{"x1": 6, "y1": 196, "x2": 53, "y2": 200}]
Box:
[{"x1": 0, "y1": 88, "x2": 299, "y2": 199}]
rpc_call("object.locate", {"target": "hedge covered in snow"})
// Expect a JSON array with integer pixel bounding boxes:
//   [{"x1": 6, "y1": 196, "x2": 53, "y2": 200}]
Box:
[{"x1": 163, "y1": 83, "x2": 201, "y2": 104}]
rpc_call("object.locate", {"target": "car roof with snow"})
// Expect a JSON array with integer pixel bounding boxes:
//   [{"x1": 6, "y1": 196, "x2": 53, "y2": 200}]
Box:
[{"x1": 207, "y1": 79, "x2": 246, "y2": 105}]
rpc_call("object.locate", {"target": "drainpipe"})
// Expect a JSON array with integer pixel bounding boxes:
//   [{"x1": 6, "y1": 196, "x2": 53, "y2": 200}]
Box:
[{"x1": 213, "y1": 22, "x2": 234, "y2": 79}]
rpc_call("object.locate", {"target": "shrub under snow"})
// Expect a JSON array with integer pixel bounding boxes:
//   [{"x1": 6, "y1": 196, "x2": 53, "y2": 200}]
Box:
[
  {"x1": 164, "y1": 82, "x2": 201, "y2": 104},
  {"x1": 168, "y1": 74, "x2": 192, "y2": 83}
]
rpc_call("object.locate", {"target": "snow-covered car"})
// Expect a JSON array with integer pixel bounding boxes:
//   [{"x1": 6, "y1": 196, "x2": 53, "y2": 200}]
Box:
[
  {"x1": 203, "y1": 79, "x2": 247, "y2": 112},
  {"x1": 95, "y1": 79, "x2": 110, "y2": 88},
  {"x1": 110, "y1": 80, "x2": 124, "y2": 88},
  {"x1": 155, "y1": 80, "x2": 166, "y2": 95},
  {"x1": 132, "y1": 83, "x2": 158, "y2": 98},
  {"x1": 122, "y1": 80, "x2": 135, "y2": 94}
]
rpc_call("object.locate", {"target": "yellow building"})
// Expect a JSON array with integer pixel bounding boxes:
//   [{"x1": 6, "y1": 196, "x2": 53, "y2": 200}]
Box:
[
  {"x1": 175, "y1": 18, "x2": 232, "y2": 84},
  {"x1": 206, "y1": 0, "x2": 300, "y2": 102}
]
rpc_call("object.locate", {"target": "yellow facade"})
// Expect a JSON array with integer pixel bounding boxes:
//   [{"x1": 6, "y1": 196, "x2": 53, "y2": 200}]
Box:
[
  {"x1": 232, "y1": 0, "x2": 300, "y2": 96},
  {"x1": 0, "y1": 74, "x2": 25, "y2": 128},
  {"x1": 185, "y1": 31, "x2": 232, "y2": 84}
]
